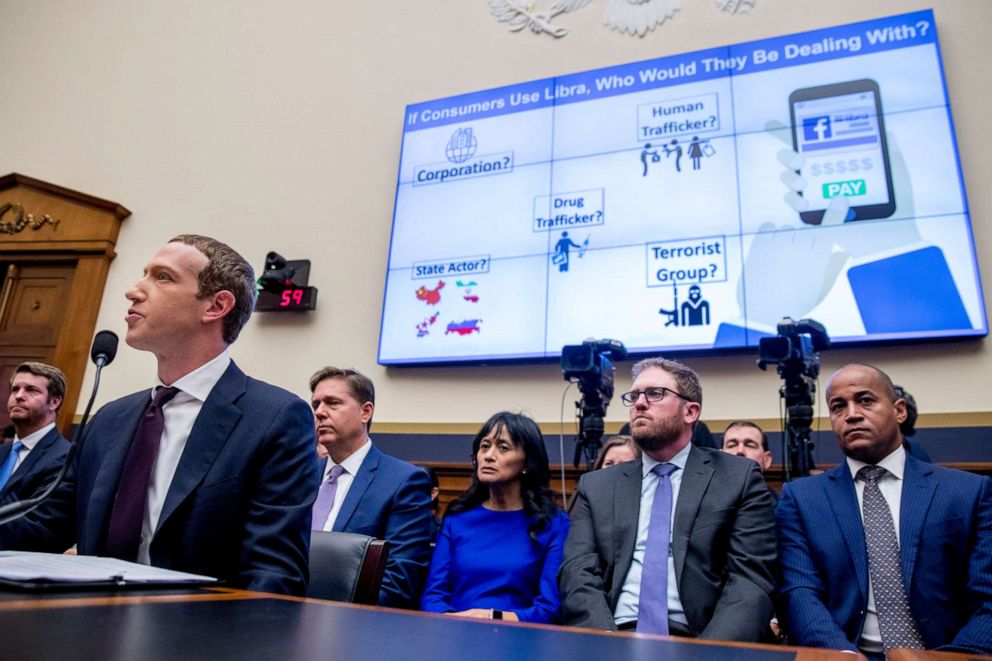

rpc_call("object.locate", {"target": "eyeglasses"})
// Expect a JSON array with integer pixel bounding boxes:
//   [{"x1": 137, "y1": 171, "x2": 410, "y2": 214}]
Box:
[{"x1": 620, "y1": 387, "x2": 690, "y2": 406}]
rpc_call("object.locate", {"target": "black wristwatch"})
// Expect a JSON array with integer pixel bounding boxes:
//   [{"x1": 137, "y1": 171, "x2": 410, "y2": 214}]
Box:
[{"x1": 490, "y1": 609, "x2": 503, "y2": 620}]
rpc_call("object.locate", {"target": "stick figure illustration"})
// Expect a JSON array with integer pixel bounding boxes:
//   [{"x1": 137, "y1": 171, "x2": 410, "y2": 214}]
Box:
[
  {"x1": 664, "y1": 139, "x2": 683, "y2": 172},
  {"x1": 688, "y1": 136, "x2": 710, "y2": 171},
  {"x1": 553, "y1": 231, "x2": 582, "y2": 272},
  {"x1": 640, "y1": 143, "x2": 660, "y2": 176},
  {"x1": 680, "y1": 285, "x2": 710, "y2": 326}
]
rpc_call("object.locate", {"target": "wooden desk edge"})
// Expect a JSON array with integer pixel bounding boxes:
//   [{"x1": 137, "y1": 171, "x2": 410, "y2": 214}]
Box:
[
  {"x1": 0, "y1": 586, "x2": 261, "y2": 611},
  {"x1": 889, "y1": 649, "x2": 992, "y2": 660},
  {"x1": 199, "y1": 593, "x2": 992, "y2": 659},
  {"x1": 4, "y1": 588, "x2": 986, "y2": 659},
  {"x1": 205, "y1": 591, "x2": 856, "y2": 659}
]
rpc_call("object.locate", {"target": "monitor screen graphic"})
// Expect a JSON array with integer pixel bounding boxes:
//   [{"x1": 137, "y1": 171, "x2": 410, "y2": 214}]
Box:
[{"x1": 379, "y1": 10, "x2": 986, "y2": 365}]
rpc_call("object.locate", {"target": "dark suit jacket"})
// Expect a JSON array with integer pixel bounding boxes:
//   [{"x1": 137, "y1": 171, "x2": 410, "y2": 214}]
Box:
[
  {"x1": 559, "y1": 445, "x2": 777, "y2": 641},
  {"x1": 0, "y1": 427, "x2": 70, "y2": 507},
  {"x1": 776, "y1": 455, "x2": 992, "y2": 654},
  {"x1": 320, "y1": 445, "x2": 433, "y2": 608},
  {"x1": 0, "y1": 362, "x2": 320, "y2": 596}
]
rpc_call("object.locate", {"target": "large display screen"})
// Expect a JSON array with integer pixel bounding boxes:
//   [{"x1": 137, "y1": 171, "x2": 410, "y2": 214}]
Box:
[{"x1": 379, "y1": 10, "x2": 987, "y2": 365}]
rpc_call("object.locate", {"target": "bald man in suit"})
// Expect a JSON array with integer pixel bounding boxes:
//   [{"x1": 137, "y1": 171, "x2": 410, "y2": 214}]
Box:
[{"x1": 777, "y1": 364, "x2": 992, "y2": 654}]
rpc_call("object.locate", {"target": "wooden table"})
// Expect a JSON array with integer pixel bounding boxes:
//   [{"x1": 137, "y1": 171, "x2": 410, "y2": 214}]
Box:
[{"x1": 0, "y1": 588, "x2": 978, "y2": 661}]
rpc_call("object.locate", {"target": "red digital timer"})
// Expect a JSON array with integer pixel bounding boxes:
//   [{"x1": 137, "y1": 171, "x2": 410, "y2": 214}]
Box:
[{"x1": 256, "y1": 287, "x2": 318, "y2": 311}]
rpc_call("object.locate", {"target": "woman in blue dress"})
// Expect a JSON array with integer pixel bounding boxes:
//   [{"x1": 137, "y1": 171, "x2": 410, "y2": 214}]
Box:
[{"x1": 420, "y1": 412, "x2": 569, "y2": 623}]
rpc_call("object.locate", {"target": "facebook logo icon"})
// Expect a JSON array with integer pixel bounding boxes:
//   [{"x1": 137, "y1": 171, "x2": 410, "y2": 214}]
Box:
[{"x1": 803, "y1": 116, "x2": 832, "y2": 141}]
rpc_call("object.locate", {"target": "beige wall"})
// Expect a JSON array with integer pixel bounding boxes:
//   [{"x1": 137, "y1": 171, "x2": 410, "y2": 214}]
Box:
[{"x1": 1, "y1": 0, "x2": 988, "y2": 431}]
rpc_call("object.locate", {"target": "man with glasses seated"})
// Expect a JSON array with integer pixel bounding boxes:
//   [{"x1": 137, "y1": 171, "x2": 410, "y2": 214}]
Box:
[{"x1": 559, "y1": 357, "x2": 777, "y2": 642}]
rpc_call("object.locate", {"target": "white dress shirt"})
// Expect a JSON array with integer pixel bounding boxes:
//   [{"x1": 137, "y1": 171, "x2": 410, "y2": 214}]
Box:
[
  {"x1": 614, "y1": 442, "x2": 691, "y2": 627},
  {"x1": 9, "y1": 422, "x2": 56, "y2": 473},
  {"x1": 138, "y1": 349, "x2": 230, "y2": 565},
  {"x1": 847, "y1": 444, "x2": 907, "y2": 655},
  {"x1": 316, "y1": 438, "x2": 372, "y2": 532}
]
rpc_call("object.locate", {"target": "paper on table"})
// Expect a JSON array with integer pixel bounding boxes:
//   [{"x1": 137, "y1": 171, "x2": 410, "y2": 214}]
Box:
[{"x1": 0, "y1": 551, "x2": 218, "y2": 583}]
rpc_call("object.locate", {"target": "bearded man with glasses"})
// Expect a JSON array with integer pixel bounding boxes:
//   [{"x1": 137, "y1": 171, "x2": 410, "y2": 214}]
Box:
[{"x1": 559, "y1": 357, "x2": 778, "y2": 642}]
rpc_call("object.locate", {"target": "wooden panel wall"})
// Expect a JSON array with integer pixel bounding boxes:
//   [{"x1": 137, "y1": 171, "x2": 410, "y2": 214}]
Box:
[{"x1": 425, "y1": 462, "x2": 992, "y2": 513}]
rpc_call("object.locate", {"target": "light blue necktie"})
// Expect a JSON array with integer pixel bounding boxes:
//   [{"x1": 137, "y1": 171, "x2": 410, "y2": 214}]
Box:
[
  {"x1": 0, "y1": 440, "x2": 25, "y2": 492},
  {"x1": 637, "y1": 462, "x2": 677, "y2": 634}
]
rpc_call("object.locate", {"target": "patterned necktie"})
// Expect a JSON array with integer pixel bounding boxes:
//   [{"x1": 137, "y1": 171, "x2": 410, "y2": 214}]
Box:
[
  {"x1": 638, "y1": 462, "x2": 677, "y2": 635},
  {"x1": 105, "y1": 386, "x2": 180, "y2": 561},
  {"x1": 0, "y1": 440, "x2": 25, "y2": 492},
  {"x1": 311, "y1": 464, "x2": 346, "y2": 530},
  {"x1": 858, "y1": 465, "x2": 925, "y2": 652}
]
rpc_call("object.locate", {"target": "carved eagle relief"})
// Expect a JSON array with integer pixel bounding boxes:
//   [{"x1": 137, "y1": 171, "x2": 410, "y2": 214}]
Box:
[{"x1": 489, "y1": 0, "x2": 755, "y2": 38}]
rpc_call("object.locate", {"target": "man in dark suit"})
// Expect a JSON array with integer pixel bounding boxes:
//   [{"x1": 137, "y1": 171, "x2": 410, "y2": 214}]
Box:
[
  {"x1": 0, "y1": 362, "x2": 71, "y2": 506},
  {"x1": 309, "y1": 366, "x2": 432, "y2": 608},
  {"x1": 777, "y1": 363, "x2": 992, "y2": 654},
  {"x1": 0, "y1": 235, "x2": 319, "y2": 596},
  {"x1": 559, "y1": 357, "x2": 777, "y2": 641}
]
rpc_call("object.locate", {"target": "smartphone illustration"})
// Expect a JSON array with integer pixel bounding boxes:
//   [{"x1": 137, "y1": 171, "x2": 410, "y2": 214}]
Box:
[{"x1": 789, "y1": 79, "x2": 895, "y2": 225}]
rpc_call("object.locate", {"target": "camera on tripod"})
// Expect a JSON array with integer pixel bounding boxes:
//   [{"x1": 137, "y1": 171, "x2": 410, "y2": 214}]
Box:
[
  {"x1": 757, "y1": 318, "x2": 830, "y2": 377},
  {"x1": 562, "y1": 339, "x2": 627, "y2": 401},
  {"x1": 561, "y1": 339, "x2": 627, "y2": 470},
  {"x1": 757, "y1": 318, "x2": 830, "y2": 480}
]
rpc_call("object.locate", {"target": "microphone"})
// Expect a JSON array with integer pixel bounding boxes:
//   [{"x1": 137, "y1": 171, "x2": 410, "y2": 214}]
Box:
[
  {"x1": 0, "y1": 330, "x2": 118, "y2": 525},
  {"x1": 90, "y1": 330, "x2": 118, "y2": 368}
]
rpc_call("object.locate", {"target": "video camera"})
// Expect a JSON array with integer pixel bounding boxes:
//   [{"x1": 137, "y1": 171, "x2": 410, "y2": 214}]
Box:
[
  {"x1": 258, "y1": 251, "x2": 298, "y2": 293},
  {"x1": 757, "y1": 318, "x2": 830, "y2": 480},
  {"x1": 757, "y1": 317, "x2": 830, "y2": 376},
  {"x1": 561, "y1": 339, "x2": 627, "y2": 470},
  {"x1": 561, "y1": 339, "x2": 627, "y2": 402}
]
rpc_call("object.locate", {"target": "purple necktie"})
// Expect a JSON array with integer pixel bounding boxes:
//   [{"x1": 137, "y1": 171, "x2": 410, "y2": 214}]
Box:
[
  {"x1": 638, "y1": 462, "x2": 677, "y2": 635},
  {"x1": 312, "y1": 464, "x2": 346, "y2": 530},
  {"x1": 105, "y1": 386, "x2": 179, "y2": 561}
]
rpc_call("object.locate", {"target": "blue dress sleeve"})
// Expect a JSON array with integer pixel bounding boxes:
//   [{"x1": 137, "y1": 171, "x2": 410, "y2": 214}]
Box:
[
  {"x1": 419, "y1": 515, "x2": 454, "y2": 613},
  {"x1": 513, "y1": 511, "x2": 570, "y2": 623}
]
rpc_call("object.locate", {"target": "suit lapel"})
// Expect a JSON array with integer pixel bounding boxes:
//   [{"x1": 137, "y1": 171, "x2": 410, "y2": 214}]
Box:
[
  {"x1": 825, "y1": 464, "x2": 870, "y2": 600},
  {"x1": 673, "y1": 445, "x2": 713, "y2": 583},
  {"x1": 333, "y1": 445, "x2": 379, "y2": 532},
  {"x1": 611, "y1": 460, "x2": 643, "y2": 596},
  {"x1": 0, "y1": 441, "x2": 12, "y2": 467},
  {"x1": 3, "y1": 428, "x2": 59, "y2": 492},
  {"x1": 156, "y1": 363, "x2": 245, "y2": 531},
  {"x1": 84, "y1": 395, "x2": 147, "y2": 550},
  {"x1": 899, "y1": 455, "x2": 934, "y2": 592}
]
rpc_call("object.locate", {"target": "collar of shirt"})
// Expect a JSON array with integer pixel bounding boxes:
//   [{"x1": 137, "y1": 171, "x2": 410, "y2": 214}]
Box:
[
  {"x1": 641, "y1": 441, "x2": 691, "y2": 478},
  {"x1": 137, "y1": 349, "x2": 231, "y2": 566},
  {"x1": 846, "y1": 443, "x2": 906, "y2": 482},
  {"x1": 323, "y1": 437, "x2": 372, "y2": 480},
  {"x1": 152, "y1": 349, "x2": 231, "y2": 404},
  {"x1": 13, "y1": 422, "x2": 57, "y2": 452}
]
